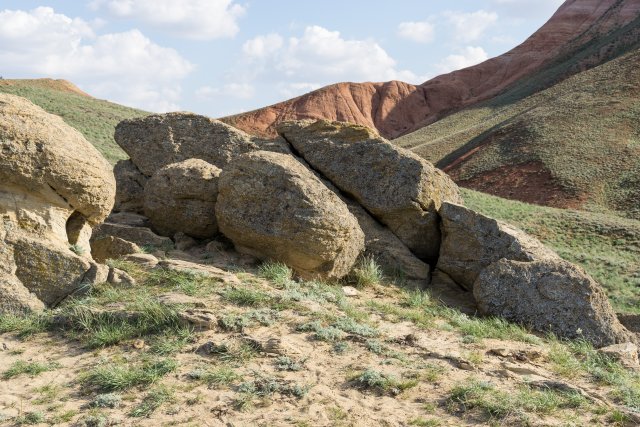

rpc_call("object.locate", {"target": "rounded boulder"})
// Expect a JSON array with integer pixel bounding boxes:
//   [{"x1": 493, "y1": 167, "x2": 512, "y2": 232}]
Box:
[
  {"x1": 216, "y1": 151, "x2": 364, "y2": 280},
  {"x1": 143, "y1": 159, "x2": 221, "y2": 239}
]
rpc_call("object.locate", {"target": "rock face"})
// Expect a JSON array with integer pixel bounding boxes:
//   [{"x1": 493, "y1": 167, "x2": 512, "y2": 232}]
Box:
[
  {"x1": 216, "y1": 151, "x2": 364, "y2": 279},
  {"x1": 115, "y1": 112, "x2": 290, "y2": 177},
  {"x1": 474, "y1": 259, "x2": 635, "y2": 347},
  {"x1": 113, "y1": 159, "x2": 147, "y2": 213},
  {"x1": 348, "y1": 203, "x2": 430, "y2": 281},
  {"x1": 0, "y1": 94, "x2": 117, "y2": 311},
  {"x1": 278, "y1": 120, "x2": 462, "y2": 259},
  {"x1": 436, "y1": 202, "x2": 558, "y2": 290},
  {"x1": 143, "y1": 159, "x2": 221, "y2": 239},
  {"x1": 222, "y1": 1, "x2": 640, "y2": 139}
]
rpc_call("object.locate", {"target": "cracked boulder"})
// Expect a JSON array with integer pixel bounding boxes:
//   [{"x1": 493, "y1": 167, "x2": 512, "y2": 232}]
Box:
[
  {"x1": 474, "y1": 258, "x2": 635, "y2": 347},
  {"x1": 216, "y1": 151, "x2": 364, "y2": 280},
  {"x1": 277, "y1": 120, "x2": 462, "y2": 260},
  {"x1": 436, "y1": 202, "x2": 558, "y2": 290},
  {"x1": 143, "y1": 159, "x2": 221, "y2": 239},
  {"x1": 0, "y1": 93, "x2": 117, "y2": 312}
]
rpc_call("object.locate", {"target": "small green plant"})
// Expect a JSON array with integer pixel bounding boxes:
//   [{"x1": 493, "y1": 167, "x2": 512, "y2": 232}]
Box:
[
  {"x1": 2, "y1": 360, "x2": 60, "y2": 379},
  {"x1": 333, "y1": 342, "x2": 350, "y2": 354},
  {"x1": 258, "y1": 262, "x2": 293, "y2": 287},
  {"x1": 81, "y1": 358, "x2": 177, "y2": 392},
  {"x1": 409, "y1": 418, "x2": 441, "y2": 427},
  {"x1": 129, "y1": 385, "x2": 174, "y2": 417},
  {"x1": 332, "y1": 316, "x2": 378, "y2": 337},
  {"x1": 275, "y1": 356, "x2": 305, "y2": 372},
  {"x1": 296, "y1": 321, "x2": 345, "y2": 342},
  {"x1": 69, "y1": 244, "x2": 86, "y2": 255},
  {"x1": 92, "y1": 393, "x2": 122, "y2": 409},
  {"x1": 14, "y1": 411, "x2": 45, "y2": 425},
  {"x1": 222, "y1": 287, "x2": 271, "y2": 307},
  {"x1": 349, "y1": 256, "x2": 384, "y2": 287},
  {"x1": 187, "y1": 367, "x2": 240, "y2": 388},
  {"x1": 350, "y1": 369, "x2": 417, "y2": 396}
]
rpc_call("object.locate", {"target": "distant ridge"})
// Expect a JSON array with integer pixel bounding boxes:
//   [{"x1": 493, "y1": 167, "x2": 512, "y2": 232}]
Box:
[{"x1": 221, "y1": 0, "x2": 640, "y2": 139}]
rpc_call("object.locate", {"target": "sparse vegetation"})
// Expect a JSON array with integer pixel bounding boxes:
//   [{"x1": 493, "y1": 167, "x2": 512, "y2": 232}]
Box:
[
  {"x1": 2, "y1": 360, "x2": 60, "y2": 379},
  {"x1": 130, "y1": 385, "x2": 174, "y2": 417},
  {"x1": 81, "y1": 358, "x2": 177, "y2": 392},
  {"x1": 349, "y1": 256, "x2": 384, "y2": 287},
  {"x1": 349, "y1": 368, "x2": 418, "y2": 396}
]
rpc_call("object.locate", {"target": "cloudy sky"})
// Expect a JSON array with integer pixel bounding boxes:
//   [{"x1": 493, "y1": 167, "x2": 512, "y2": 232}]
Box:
[{"x1": 1, "y1": 0, "x2": 564, "y2": 117}]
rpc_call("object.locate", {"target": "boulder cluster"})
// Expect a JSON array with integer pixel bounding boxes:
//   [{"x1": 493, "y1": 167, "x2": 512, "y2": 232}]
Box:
[
  {"x1": 0, "y1": 96, "x2": 633, "y2": 348},
  {"x1": 110, "y1": 112, "x2": 633, "y2": 348}
]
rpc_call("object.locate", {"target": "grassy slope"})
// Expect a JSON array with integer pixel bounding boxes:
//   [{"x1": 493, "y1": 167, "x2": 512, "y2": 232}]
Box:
[
  {"x1": 0, "y1": 79, "x2": 147, "y2": 164},
  {"x1": 463, "y1": 188, "x2": 640, "y2": 314},
  {"x1": 397, "y1": 29, "x2": 640, "y2": 220}
]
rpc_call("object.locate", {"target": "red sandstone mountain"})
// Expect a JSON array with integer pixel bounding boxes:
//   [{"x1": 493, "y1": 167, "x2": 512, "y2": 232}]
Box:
[{"x1": 222, "y1": 0, "x2": 640, "y2": 139}]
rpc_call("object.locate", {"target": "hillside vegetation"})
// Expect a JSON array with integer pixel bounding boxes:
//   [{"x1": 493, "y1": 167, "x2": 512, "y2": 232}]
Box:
[
  {"x1": 0, "y1": 79, "x2": 147, "y2": 164},
  {"x1": 397, "y1": 41, "x2": 640, "y2": 220}
]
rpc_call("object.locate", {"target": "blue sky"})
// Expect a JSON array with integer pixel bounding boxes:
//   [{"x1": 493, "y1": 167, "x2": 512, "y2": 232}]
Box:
[{"x1": 0, "y1": 0, "x2": 564, "y2": 116}]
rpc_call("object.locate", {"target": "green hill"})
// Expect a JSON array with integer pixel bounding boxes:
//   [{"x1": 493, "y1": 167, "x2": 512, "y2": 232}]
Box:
[
  {"x1": 0, "y1": 79, "x2": 147, "y2": 164},
  {"x1": 396, "y1": 30, "x2": 640, "y2": 220}
]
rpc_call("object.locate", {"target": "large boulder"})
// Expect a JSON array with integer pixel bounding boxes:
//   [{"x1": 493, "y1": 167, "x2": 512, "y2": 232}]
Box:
[
  {"x1": 277, "y1": 120, "x2": 462, "y2": 260},
  {"x1": 143, "y1": 159, "x2": 220, "y2": 239},
  {"x1": 113, "y1": 159, "x2": 147, "y2": 213},
  {"x1": 474, "y1": 258, "x2": 635, "y2": 347},
  {"x1": 114, "y1": 112, "x2": 290, "y2": 177},
  {"x1": 436, "y1": 202, "x2": 558, "y2": 290},
  {"x1": 0, "y1": 94, "x2": 117, "y2": 311},
  {"x1": 216, "y1": 151, "x2": 364, "y2": 280}
]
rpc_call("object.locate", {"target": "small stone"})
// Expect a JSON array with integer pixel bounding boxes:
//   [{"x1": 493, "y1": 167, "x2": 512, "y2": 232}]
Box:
[
  {"x1": 157, "y1": 293, "x2": 207, "y2": 308},
  {"x1": 122, "y1": 253, "x2": 159, "y2": 268},
  {"x1": 178, "y1": 309, "x2": 217, "y2": 330},
  {"x1": 342, "y1": 286, "x2": 360, "y2": 297},
  {"x1": 132, "y1": 339, "x2": 145, "y2": 349},
  {"x1": 174, "y1": 232, "x2": 198, "y2": 251},
  {"x1": 598, "y1": 342, "x2": 639, "y2": 369},
  {"x1": 107, "y1": 267, "x2": 136, "y2": 287}
]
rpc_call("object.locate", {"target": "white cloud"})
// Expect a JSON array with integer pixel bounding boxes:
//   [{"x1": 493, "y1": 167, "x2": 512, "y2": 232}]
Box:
[
  {"x1": 445, "y1": 10, "x2": 498, "y2": 42},
  {"x1": 243, "y1": 26, "x2": 417, "y2": 84},
  {"x1": 436, "y1": 46, "x2": 489, "y2": 74},
  {"x1": 277, "y1": 82, "x2": 322, "y2": 99},
  {"x1": 90, "y1": 0, "x2": 245, "y2": 40},
  {"x1": 195, "y1": 83, "x2": 255, "y2": 100},
  {"x1": 397, "y1": 21, "x2": 435, "y2": 43},
  {"x1": 242, "y1": 34, "x2": 283, "y2": 58},
  {"x1": 0, "y1": 7, "x2": 193, "y2": 112}
]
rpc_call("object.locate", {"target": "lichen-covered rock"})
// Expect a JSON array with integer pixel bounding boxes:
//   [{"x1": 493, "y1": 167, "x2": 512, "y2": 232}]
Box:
[
  {"x1": 115, "y1": 112, "x2": 290, "y2": 177},
  {"x1": 93, "y1": 222, "x2": 173, "y2": 249},
  {"x1": 277, "y1": 120, "x2": 462, "y2": 259},
  {"x1": 0, "y1": 94, "x2": 117, "y2": 311},
  {"x1": 474, "y1": 258, "x2": 635, "y2": 347},
  {"x1": 436, "y1": 202, "x2": 558, "y2": 290},
  {"x1": 216, "y1": 151, "x2": 364, "y2": 280},
  {"x1": 91, "y1": 235, "x2": 141, "y2": 263},
  {"x1": 143, "y1": 159, "x2": 220, "y2": 239},
  {"x1": 113, "y1": 159, "x2": 147, "y2": 213}
]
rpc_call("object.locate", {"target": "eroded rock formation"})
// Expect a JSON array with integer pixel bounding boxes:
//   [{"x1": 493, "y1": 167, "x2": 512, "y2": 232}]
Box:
[{"x1": 0, "y1": 94, "x2": 123, "y2": 311}]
